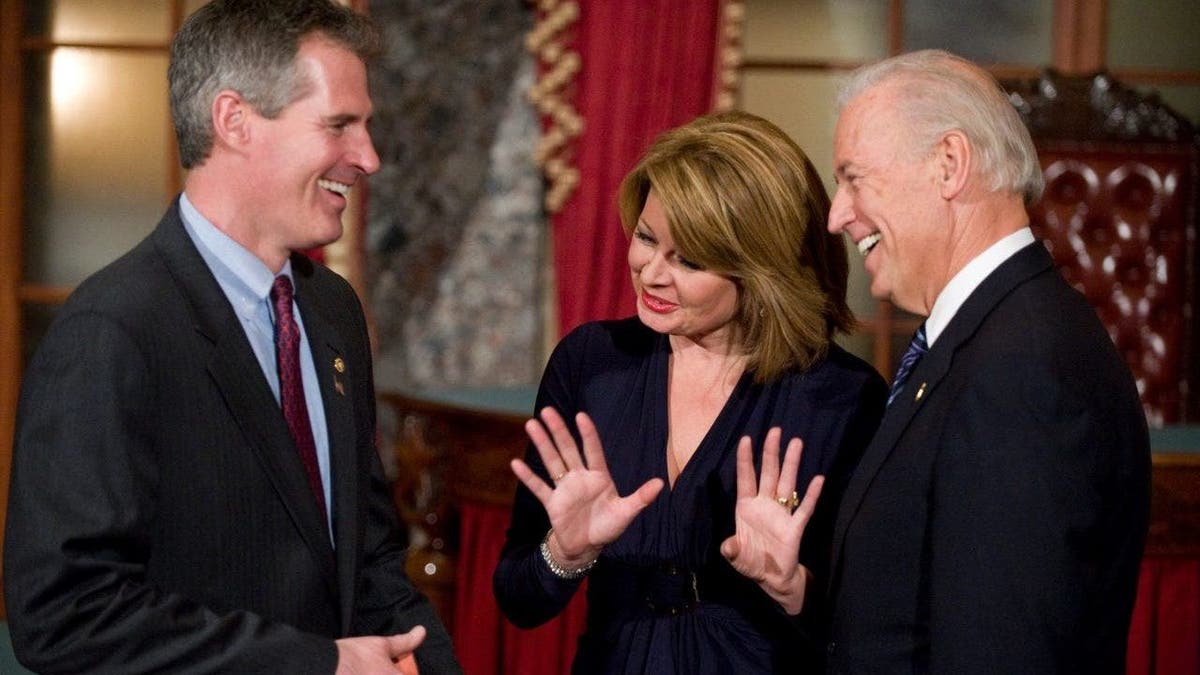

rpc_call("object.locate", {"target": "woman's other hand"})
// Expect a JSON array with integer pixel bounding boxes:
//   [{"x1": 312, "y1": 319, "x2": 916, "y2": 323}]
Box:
[{"x1": 720, "y1": 427, "x2": 823, "y2": 614}]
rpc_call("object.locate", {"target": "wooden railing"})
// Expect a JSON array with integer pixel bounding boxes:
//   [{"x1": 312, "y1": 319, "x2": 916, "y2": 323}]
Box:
[{"x1": 379, "y1": 391, "x2": 527, "y2": 627}]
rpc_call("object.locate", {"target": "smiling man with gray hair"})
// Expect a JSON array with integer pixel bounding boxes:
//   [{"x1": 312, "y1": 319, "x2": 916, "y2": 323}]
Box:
[
  {"x1": 4, "y1": 1, "x2": 458, "y2": 672},
  {"x1": 823, "y1": 49, "x2": 1150, "y2": 673}
]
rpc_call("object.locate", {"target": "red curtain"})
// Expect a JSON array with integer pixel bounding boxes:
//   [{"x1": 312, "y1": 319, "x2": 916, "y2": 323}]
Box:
[
  {"x1": 452, "y1": 501, "x2": 589, "y2": 675},
  {"x1": 452, "y1": 2, "x2": 722, "y2": 673},
  {"x1": 551, "y1": 0, "x2": 723, "y2": 336},
  {"x1": 1127, "y1": 558, "x2": 1200, "y2": 675}
]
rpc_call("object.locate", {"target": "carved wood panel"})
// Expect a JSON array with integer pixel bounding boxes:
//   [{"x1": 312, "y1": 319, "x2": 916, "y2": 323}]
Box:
[
  {"x1": 1030, "y1": 147, "x2": 1193, "y2": 426},
  {"x1": 378, "y1": 391, "x2": 526, "y2": 626},
  {"x1": 1007, "y1": 70, "x2": 1199, "y2": 424}
]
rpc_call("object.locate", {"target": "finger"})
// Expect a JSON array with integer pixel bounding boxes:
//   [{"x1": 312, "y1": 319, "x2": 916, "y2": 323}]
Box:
[
  {"x1": 510, "y1": 458, "x2": 554, "y2": 504},
  {"x1": 791, "y1": 475, "x2": 825, "y2": 530},
  {"x1": 757, "y1": 427, "x2": 783, "y2": 499},
  {"x1": 396, "y1": 654, "x2": 420, "y2": 675},
  {"x1": 719, "y1": 535, "x2": 739, "y2": 562},
  {"x1": 385, "y1": 625, "x2": 426, "y2": 659},
  {"x1": 576, "y1": 412, "x2": 608, "y2": 473},
  {"x1": 775, "y1": 437, "x2": 804, "y2": 502},
  {"x1": 612, "y1": 478, "x2": 664, "y2": 533},
  {"x1": 734, "y1": 436, "x2": 756, "y2": 500},
  {"x1": 625, "y1": 477, "x2": 664, "y2": 509},
  {"x1": 524, "y1": 416, "x2": 568, "y2": 481},
  {"x1": 539, "y1": 407, "x2": 586, "y2": 471}
]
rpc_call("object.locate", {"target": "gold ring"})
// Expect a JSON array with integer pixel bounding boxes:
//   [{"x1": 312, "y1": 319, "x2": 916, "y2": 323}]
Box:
[
  {"x1": 776, "y1": 490, "x2": 799, "y2": 512},
  {"x1": 553, "y1": 471, "x2": 567, "y2": 482}
]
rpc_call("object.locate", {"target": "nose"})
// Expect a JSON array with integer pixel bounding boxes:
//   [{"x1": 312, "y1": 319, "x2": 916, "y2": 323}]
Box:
[
  {"x1": 639, "y1": 251, "x2": 671, "y2": 286},
  {"x1": 353, "y1": 128, "x2": 381, "y2": 176},
  {"x1": 828, "y1": 185, "x2": 853, "y2": 235}
]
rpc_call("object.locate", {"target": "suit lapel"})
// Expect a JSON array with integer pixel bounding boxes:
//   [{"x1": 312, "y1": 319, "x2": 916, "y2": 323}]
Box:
[
  {"x1": 829, "y1": 242, "x2": 1055, "y2": 585},
  {"x1": 291, "y1": 257, "x2": 360, "y2": 631},
  {"x1": 151, "y1": 202, "x2": 338, "y2": 595}
]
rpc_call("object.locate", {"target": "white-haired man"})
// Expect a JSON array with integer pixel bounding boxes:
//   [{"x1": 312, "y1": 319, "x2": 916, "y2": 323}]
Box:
[{"x1": 825, "y1": 49, "x2": 1150, "y2": 673}]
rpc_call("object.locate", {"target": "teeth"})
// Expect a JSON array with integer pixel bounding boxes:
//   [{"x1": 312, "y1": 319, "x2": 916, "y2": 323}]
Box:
[
  {"x1": 318, "y1": 179, "x2": 350, "y2": 195},
  {"x1": 857, "y1": 232, "x2": 881, "y2": 257}
]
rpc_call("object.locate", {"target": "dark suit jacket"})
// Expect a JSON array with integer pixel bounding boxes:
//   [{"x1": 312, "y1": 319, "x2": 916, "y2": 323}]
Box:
[
  {"x1": 4, "y1": 201, "x2": 460, "y2": 674},
  {"x1": 826, "y1": 242, "x2": 1150, "y2": 674}
]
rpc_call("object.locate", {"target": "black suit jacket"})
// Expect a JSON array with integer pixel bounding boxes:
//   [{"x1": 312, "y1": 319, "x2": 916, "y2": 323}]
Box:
[
  {"x1": 826, "y1": 242, "x2": 1150, "y2": 674},
  {"x1": 4, "y1": 201, "x2": 460, "y2": 674}
]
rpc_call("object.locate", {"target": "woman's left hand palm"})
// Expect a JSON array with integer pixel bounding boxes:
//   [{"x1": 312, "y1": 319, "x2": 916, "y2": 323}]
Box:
[{"x1": 720, "y1": 428, "x2": 823, "y2": 613}]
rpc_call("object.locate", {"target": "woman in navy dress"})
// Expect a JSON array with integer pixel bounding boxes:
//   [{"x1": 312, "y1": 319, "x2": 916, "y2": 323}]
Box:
[{"x1": 493, "y1": 111, "x2": 886, "y2": 673}]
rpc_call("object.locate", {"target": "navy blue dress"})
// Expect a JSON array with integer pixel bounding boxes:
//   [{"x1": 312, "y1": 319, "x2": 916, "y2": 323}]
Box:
[{"x1": 494, "y1": 318, "x2": 886, "y2": 673}]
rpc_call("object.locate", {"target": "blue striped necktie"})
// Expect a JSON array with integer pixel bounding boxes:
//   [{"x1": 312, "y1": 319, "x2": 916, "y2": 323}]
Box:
[{"x1": 887, "y1": 323, "x2": 928, "y2": 407}]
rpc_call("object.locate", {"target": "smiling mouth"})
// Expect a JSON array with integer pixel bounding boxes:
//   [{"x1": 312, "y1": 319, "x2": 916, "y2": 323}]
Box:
[
  {"x1": 857, "y1": 232, "x2": 881, "y2": 257},
  {"x1": 318, "y1": 178, "x2": 351, "y2": 196},
  {"x1": 640, "y1": 291, "x2": 677, "y2": 314}
]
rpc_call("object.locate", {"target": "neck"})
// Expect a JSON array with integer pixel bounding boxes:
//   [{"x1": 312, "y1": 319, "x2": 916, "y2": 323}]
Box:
[
  {"x1": 184, "y1": 170, "x2": 289, "y2": 273},
  {"x1": 668, "y1": 334, "x2": 745, "y2": 388},
  {"x1": 923, "y1": 191, "x2": 1029, "y2": 312}
]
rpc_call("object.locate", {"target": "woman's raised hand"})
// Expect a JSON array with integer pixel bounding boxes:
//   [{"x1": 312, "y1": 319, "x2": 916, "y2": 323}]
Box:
[
  {"x1": 719, "y1": 427, "x2": 823, "y2": 615},
  {"x1": 510, "y1": 407, "x2": 664, "y2": 569}
]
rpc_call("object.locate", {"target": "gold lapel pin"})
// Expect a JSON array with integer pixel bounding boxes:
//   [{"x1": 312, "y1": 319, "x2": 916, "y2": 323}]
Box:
[
  {"x1": 333, "y1": 357, "x2": 345, "y2": 373},
  {"x1": 914, "y1": 382, "x2": 927, "y2": 402}
]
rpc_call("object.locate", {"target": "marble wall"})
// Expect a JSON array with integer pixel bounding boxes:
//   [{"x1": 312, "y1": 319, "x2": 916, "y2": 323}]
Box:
[{"x1": 365, "y1": 2, "x2": 545, "y2": 391}]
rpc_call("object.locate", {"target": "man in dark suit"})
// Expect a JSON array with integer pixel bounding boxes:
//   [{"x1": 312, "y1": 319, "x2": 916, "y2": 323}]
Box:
[
  {"x1": 823, "y1": 50, "x2": 1150, "y2": 673},
  {"x1": 4, "y1": 1, "x2": 459, "y2": 673}
]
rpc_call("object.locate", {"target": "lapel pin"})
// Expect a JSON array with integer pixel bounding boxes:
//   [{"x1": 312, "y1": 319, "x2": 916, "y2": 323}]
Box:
[
  {"x1": 333, "y1": 357, "x2": 345, "y2": 373},
  {"x1": 914, "y1": 382, "x2": 927, "y2": 402}
]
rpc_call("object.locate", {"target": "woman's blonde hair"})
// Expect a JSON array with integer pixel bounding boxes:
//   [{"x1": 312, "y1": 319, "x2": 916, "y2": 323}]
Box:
[{"x1": 617, "y1": 110, "x2": 853, "y2": 382}]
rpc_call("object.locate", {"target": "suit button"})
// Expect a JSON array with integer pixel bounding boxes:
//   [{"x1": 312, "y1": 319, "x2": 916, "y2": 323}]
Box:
[{"x1": 827, "y1": 641, "x2": 836, "y2": 657}]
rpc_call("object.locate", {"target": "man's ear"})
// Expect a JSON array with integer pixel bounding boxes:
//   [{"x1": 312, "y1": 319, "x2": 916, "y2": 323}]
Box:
[
  {"x1": 934, "y1": 130, "x2": 971, "y2": 200},
  {"x1": 211, "y1": 90, "x2": 251, "y2": 151}
]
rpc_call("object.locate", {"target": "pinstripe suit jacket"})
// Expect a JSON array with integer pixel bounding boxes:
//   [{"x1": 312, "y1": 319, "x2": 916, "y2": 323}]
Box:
[{"x1": 5, "y1": 200, "x2": 459, "y2": 674}]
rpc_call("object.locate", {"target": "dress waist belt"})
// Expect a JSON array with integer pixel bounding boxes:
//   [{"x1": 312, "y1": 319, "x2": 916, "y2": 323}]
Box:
[{"x1": 590, "y1": 560, "x2": 749, "y2": 619}]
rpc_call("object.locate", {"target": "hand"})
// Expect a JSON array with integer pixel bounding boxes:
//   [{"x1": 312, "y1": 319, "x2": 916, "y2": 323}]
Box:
[
  {"x1": 719, "y1": 427, "x2": 823, "y2": 615},
  {"x1": 335, "y1": 626, "x2": 425, "y2": 674},
  {"x1": 510, "y1": 407, "x2": 664, "y2": 568}
]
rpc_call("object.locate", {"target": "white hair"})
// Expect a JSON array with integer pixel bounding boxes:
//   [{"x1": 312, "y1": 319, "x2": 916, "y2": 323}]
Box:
[{"x1": 837, "y1": 49, "x2": 1044, "y2": 204}]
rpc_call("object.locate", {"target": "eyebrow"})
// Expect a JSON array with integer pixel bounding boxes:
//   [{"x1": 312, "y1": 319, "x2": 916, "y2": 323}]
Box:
[{"x1": 322, "y1": 113, "x2": 364, "y2": 126}]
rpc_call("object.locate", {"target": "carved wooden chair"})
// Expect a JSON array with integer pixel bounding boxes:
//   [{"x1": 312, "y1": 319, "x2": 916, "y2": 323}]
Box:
[{"x1": 1005, "y1": 70, "x2": 1199, "y2": 426}]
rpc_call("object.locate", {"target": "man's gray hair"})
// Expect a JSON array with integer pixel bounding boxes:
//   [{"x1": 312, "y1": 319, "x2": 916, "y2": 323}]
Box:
[
  {"x1": 169, "y1": 0, "x2": 379, "y2": 169},
  {"x1": 837, "y1": 49, "x2": 1044, "y2": 204}
]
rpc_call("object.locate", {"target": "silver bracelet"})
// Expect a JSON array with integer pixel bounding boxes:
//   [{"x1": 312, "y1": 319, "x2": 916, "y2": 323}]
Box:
[{"x1": 539, "y1": 529, "x2": 597, "y2": 580}]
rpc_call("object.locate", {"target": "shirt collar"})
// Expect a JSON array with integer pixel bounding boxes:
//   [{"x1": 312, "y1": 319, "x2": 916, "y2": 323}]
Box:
[
  {"x1": 179, "y1": 192, "x2": 293, "y2": 318},
  {"x1": 925, "y1": 227, "x2": 1035, "y2": 346}
]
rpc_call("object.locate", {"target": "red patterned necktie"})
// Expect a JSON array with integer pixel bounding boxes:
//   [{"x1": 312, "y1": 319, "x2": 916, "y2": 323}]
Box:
[{"x1": 270, "y1": 275, "x2": 327, "y2": 524}]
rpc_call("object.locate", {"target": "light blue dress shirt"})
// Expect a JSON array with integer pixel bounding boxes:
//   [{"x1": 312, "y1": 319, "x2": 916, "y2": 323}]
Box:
[{"x1": 178, "y1": 193, "x2": 333, "y2": 539}]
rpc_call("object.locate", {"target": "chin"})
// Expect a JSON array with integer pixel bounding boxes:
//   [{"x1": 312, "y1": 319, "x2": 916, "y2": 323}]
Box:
[
  {"x1": 312, "y1": 222, "x2": 345, "y2": 247},
  {"x1": 636, "y1": 310, "x2": 671, "y2": 334}
]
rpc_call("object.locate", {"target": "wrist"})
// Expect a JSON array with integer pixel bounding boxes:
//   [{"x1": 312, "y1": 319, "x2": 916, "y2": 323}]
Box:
[
  {"x1": 540, "y1": 529, "x2": 599, "y2": 579},
  {"x1": 764, "y1": 564, "x2": 811, "y2": 615}
]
